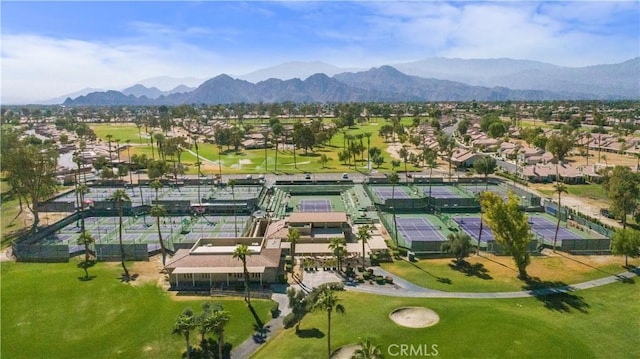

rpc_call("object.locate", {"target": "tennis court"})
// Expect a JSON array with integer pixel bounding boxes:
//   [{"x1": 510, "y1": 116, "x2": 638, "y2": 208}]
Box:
[
  {"x1": 453, "y1": 216, "x2": 495, "y2": 242},
  {"x1": 299, "y1": 199, "x2": 332, "y2": 212},
  {"x1": 527, "y1": 214, "x2": 581, "y2": 242},
  {"x1": 396, "y1": 217, "x2": 448, "y2": 242},
  {"x1": 372, "y1": 186, "x2": 411, "y2": 200}
]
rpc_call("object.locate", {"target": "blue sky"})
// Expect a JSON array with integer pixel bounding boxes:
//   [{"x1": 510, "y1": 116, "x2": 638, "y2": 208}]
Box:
[{"x1": 2, "y1": 1, "x2": 639, "y2": 103}]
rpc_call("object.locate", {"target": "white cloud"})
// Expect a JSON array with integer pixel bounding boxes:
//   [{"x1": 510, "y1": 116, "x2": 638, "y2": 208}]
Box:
[{"x1": 1, "y1": 33, "x2": 241, "y2": 103}]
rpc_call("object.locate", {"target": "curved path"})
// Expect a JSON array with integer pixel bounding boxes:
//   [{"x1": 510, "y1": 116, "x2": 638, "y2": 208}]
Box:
[
  {"x1": 230, "y1": 266, "x2": 638, "y2": 358},
  {"x1": 341, "y1": 266, "x2": 638, "y2": 298}
]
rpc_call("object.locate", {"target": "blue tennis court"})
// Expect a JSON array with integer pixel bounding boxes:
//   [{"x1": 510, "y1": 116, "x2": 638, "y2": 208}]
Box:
[
  {"x1": 396, "y1": 217, "x2": 447, "y2": 242},
  {"x1": 528, "y1": 216, "x2": 578, "y2": 241},
  {"x1": 453, "y1": 217, "x2": 494, "y2": 242},
  {"x1": 373, "y1": 187, "x2": 410, "y2": 200},
  {"x1": 299, "y1": 199, "x2": 332, "y2": 212},
  {"x1": 423, "y1": 186, "x2": 459, "y2": 198}
]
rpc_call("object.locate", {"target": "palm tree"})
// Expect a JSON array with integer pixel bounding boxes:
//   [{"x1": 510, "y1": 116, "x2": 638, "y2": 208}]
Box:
[
  {"x1": 442, "y1": 232, "x2": 473, "y2": 266},
  {"x1": 352, "y1": 337, "x2": 384, "y2": 359},
  {"x1": 109, "y1": 189, "x2": 130, "y2": 280},
  {"x1": 262, "y1": 130, "x2": 270, "y2": 172},
  {"x1": 125, "y1": 139, "x2": 134, "y2": 190},
  {"x1": 389, "y1": 172, "x2": 400, "y2": 245},
  {"x1": 173, "y1": 307, "x2": 198, "y2": 359},
  {"x1": 150, "y1": 179, "x2": 163, "y2": 202},
  {"x1": 209, "y1": 144, "x2": 219, "y2": 185},
  {"x1": 328, "y1": 237, "x2": 347, "y2": 272},
  {"x1": 232, "y1": 244, "x2": 252, "y2": 304},
  {"x1": 552, "y1": 182, "x2": 568, "y2": 252},
  {"x1": 399, "y1": 146, "x2": 409, "y2": 184},
  {"x1": 272, "y1": 122, "x2": 283, "y2": 172},
  {"x1": 311, "y1": 288, "x2": 345, "y2": 359},
  {"x1": 77, "y1": 232, "x2": 95, "y2": 279},
  {"x1": 228, "y1": 179, "x2": 238, "y2": 237},
  {"x1": 357, "y1": 225, "x2": 371, "y2": 269},
  {"x1": 585, "y1": 132, "x2": 592, "y2": 166},
  {"x1": 105, "y1": 134, "x2": 113, "y2": 161},
  {"x1": 150, "y1": 204, "x2": 169, "y2": 268},
  {"x1": 424, "y1": 148, "x2": 438, "y2": 200},
  {"x1": 192, "y1": 135, "x2": 202, "y2": 205},
  {"x1": 287, "y1": 228, "x2": 300, "y2": 257},
  {"x1": 201, "y1": 308, "x2": 231, "y2": 359},
  {"x1": 364, "y1": 132, "x2": 372, "y2": 171}
]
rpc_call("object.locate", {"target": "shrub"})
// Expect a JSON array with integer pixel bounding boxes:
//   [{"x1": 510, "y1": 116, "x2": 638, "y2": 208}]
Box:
[
  {"x1": 385, "y1": 276, "x2": 394, "y2": 284},
  {"x1": 398, "y1": 248, "x2": 408, "y2": 257},
  {"x1": 285, "y1": 256, "x2": 293, "y2": 264},
  {"x1": 357, "y1": 276, "x2": 365, "y2": 283},
  {"x1": 363, "y1": 272, "x2": 372, "y2": 280},
  {"x1": 271, "y1": 302, "x2": 280, "y2": 318},
  {"x1": 375, "y1": 276, "x2": 385, "y2": 285},
  {"x1": 357, "y1": 266, "x2": 364, "y2": 272},
  {"x1": 283, "y1": 313, "x2": 298, "y2": 328},
  {"x1": 285, "y1": 264, "x2": 293, "y2": 273}
]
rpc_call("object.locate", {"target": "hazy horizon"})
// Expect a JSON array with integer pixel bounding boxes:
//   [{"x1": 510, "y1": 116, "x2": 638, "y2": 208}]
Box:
[{"x1": 2, "y1": 1, "x2": 639, "y2": 104}]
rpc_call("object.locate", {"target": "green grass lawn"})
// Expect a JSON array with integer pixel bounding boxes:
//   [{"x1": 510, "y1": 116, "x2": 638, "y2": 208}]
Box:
[
  {"x1": 93, "y1": 121, "x2": 422, "y2": 175},
  {"x1": 537, "y1": 183, "x2": 608, "y2": 201},
  {"x1": 1, "y1": 261, "x2": 273, "y2": 359},
  {"x1": 92, "y1": 123, "x2": 148, "y2": 144},
  {"x1": 381, "y1": 256, "x2": 628, "y2": 292},
  {"x1": 253, "y1": 282, "x2": 639, "y2": 359}
]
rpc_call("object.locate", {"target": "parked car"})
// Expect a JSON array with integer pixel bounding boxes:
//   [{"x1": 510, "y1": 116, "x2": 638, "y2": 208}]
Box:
[
  {"x1": 342, "y1": 173, "x2": 349, "y2": 179},
  {"x1": 305, "y1": 173, "x2": 311, "y2": 180}
]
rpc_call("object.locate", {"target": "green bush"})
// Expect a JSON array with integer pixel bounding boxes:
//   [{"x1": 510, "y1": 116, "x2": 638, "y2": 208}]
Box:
[
  {"x1": 385, "y1": 276, "x2": 394, "y2": 284},
  {"x1": 398, "y1": 248, "x2": 408, "y2": 257},
  {"x1": 271, "y1": 302, "x2": 280, "y2": 318},
  {"x1": 363, "y1": 272, "x2": 372, "y2": 280},
  {"x1": 283, "y1": 313, "x2": 298, "y2": 329},
  {"x1": 285, "y1": 264, "x2": 293, "y2": 273},
  {"x1": 375, "y1": 276, "x2": 386, "y2": 285}
]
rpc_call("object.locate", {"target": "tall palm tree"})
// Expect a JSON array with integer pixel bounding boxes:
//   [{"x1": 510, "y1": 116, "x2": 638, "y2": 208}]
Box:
[
  {"x1": 399, "y1": 146, "x2": 409, "y2": 184},
  {"x1": 389, "y1": 172, "x2": 400, "y2": 245},
  {"x1": 287, "y1": 228, "x2": 300, "y2": 258},
  {"x1": 262, "y1": 130, "x2": 270, "y2": 172},
  {"x1": 311, "y1": 288, "x2": 345, "y2": 359},
  {"x1": 228, "y1": 179, "x2": 238, "y2": 237},
  {"x1": 77, "y1": 232, "x2": 95, "y2": 279},
  {"x1": 232, "y1": 244, "x2": 252, "y2": 304},
  {"x1": 106, "y1": 134, "x2": 113, "y2": 162},
  {"x1": 217, "y1": 144, "x2": 223, "y2": 184},
  {"x1": 552, "y1": 182, "x2": 568, "y2": 252},
  {"x1": 201, "y1": 308, "x2": 231, "y2": 359},
  {"x1": 150, "y1": 204, "x2": 168, "y2": 268},
  {"x1": 76, "y1": 183, "x2": 91, "y2": 270},
  {"x1": 110, "y1": 189, "x2": 130, "y2": 280},
  {"x1": 473, "y1": 156, "x2": 497, "y2": 253},
  {"x1": 173, "y1": 307, "x2": 198, "y2": 359},
  {"x1": 125, "y1": 139, "x2": 134, "y2": 191},
  {"x1": 424, "y1": 148, "x2": 438, "y2": 200},
  {"x1": 364, "y1": 132, "x2": 372, "y2": 171},
  {"x1": 328, "y1": 237, "x2": 346, "y2": 272},
  {"x1": 150, "y1": 179, "x2": 163, "y2": 203},
  {"x1": 115, "y1": 139, "x2": 121, "y2": 163},
  {"x1": 192, "y1": 135, "x2": 202, "y2": 205},
  {"x1": 357, "y1": 225, "x2": 371, "y2": 269},
  {"x1": 353, "y1": 337, "x2": 384, "y2": 359}
]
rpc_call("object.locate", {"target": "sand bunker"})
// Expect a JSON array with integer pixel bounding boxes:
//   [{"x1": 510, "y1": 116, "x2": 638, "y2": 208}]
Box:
[
  {"x1": 331, "y1": 344, "x2": 362, "y2": 359},
  {"x1": 389, "y1": 307, "x2": 440, "y2": 328}
]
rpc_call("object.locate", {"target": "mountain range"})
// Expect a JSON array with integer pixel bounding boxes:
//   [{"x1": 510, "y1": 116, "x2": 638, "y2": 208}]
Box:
[{"x1": 61, "y1": 57, "x2": 639, "y2": 105}]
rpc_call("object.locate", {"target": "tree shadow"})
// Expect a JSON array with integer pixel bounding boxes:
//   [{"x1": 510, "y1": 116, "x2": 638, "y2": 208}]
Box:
[
  {"x1": 247, "y1": 303, "x2": 264, "y2": 328},
  {"x1": 448, "y1": 261, "x2": 492, "y2": 280},
  {"x1": 189, "y1": 338, "x2": 231, "y2": 359},
  {"x1": 555, "y1": 251, "x2": 618, "y2": 276},
  {"x1": 295, "y1": 327, "x2": 325, "y2": 339},
  {"x1": 401, "y1": 258, "x2": 452, "y2": 284},
  {"x1": 522, "y1": 277, "x2": 590, "y2": 314}
]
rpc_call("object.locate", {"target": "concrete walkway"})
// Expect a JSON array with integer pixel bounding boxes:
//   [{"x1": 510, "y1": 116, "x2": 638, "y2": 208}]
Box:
[
  {"x1": 230, "y1": 267, "x2": 638, "y2": 358},
  {"x1": 230, "y1": 285, "x2": 291, "y2": 359}
]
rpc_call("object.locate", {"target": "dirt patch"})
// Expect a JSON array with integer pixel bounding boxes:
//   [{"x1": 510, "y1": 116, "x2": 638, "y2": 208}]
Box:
[
  {"x1": 389, "y1": 307, "x2": 440, "y2": 328},
  {"x1": 128, "y1": 255, "x2": 169, "y2": 288},
  {"x1": 331, "y1": 344, "x2": 362, "y2": 359}
]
